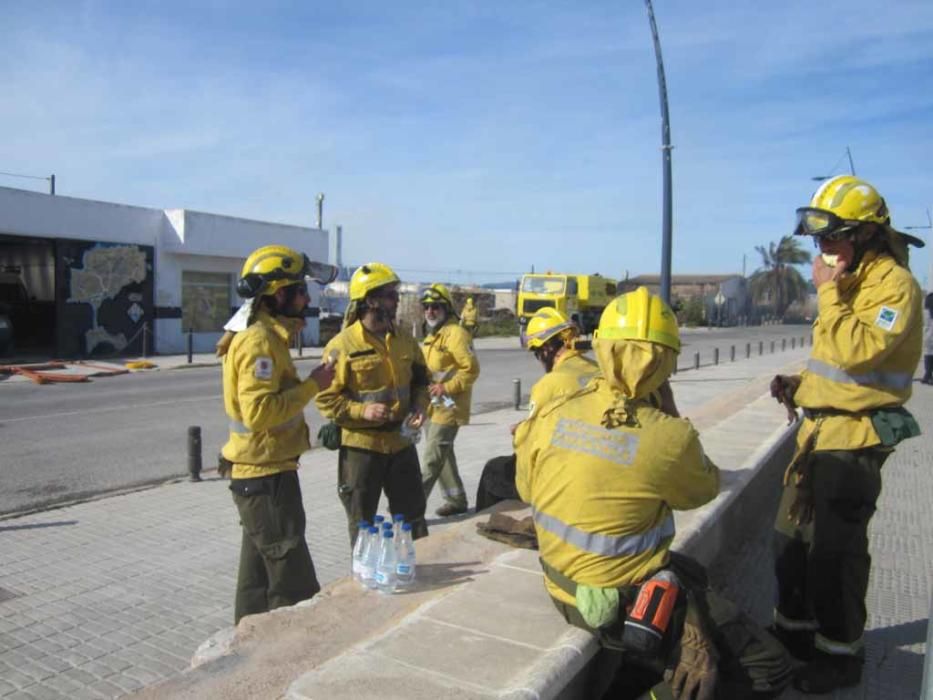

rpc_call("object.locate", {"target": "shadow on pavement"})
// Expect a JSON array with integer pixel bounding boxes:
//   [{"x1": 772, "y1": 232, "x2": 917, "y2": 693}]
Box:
[{"x1": 0, "y1": 519, "x2": 78, "y2": 532}]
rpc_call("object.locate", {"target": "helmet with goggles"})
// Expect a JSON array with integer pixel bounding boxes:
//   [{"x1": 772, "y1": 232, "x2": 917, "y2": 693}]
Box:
[
  {"x1": 237, "y1": 245, "x2": 338, "y2": 299},
  {"x1": 794, "y1": 175, "x2": 889, "y2": 240},
  {"x1": 525, "y1": 307, "x2": 579, "y2": 351},
  {"x1": 421, "y1": 283, "x2": 455, "y2": 310}
]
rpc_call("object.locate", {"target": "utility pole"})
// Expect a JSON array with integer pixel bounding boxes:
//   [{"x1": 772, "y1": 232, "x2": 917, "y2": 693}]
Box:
[
  {"x1": 644, "y1": 0, "x2": 673, "y2": 305},
  {"x1": 846, "y1": 146, "x2": 856, "y2": 176}
]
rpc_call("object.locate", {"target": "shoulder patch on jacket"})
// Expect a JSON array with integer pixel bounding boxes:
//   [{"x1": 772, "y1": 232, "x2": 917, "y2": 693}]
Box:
[
  {"x1": 875, "y1": 306, "x2": 898, "y2": 331},
  {"x1": 254, "y1": 357, "x2": 274, "y2": 379},
  {"x1": 348, "y1": 348, "x2": 378, "y2": 359}
]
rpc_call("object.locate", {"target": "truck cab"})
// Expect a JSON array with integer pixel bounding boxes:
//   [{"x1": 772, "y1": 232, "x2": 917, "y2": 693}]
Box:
[{"x1": 517, "y1": 272, "x2": 617, "y2": 346}]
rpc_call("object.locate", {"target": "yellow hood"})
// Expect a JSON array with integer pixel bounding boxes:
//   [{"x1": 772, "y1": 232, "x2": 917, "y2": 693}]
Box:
[{"x1": 594, "y1": 338, "x2": 675, "y2": 427}]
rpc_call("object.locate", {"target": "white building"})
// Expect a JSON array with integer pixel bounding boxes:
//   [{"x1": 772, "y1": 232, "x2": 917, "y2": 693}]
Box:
[{"x1": 0, "y1": 186, "x2": 328, "y2": 357}]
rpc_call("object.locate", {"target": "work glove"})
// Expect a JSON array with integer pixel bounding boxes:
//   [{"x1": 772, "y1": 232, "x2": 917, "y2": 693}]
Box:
[
  {"x1": 770, "y1": 374, "x2": 801, "y2": 425},
  {"x1": 664, "y1": 618, "x2": 719, "y2": 700},
  {"x1": 784, "y1": 455, "x2": 815, "y2": 527}
]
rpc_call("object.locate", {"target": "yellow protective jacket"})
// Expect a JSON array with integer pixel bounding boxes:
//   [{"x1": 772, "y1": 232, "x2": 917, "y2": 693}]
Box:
[
  {"x1": 794, "y1": 251, "x2": 922, "y2": 451},
  {"x1": 221, "y1": 311, "x2": 319, "y2": 479},
  {"x1": 461, "y1": 303, "x2": 478, "y2": 327},
  {"x1": 316, "y1": 320, "x2": 429, "y2": 454},
  {"x1": 528, "y1": 350, "x2": 599, "y2": 418},
  {"x1": 423, "y1": 321, "x2": 480, "y2": 426},
  {"x1": 515, "y1": 379, "x2": 719, "y2": 606}
]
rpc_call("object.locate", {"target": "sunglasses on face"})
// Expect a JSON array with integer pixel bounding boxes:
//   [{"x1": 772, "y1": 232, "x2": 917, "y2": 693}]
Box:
[
  {"x1": 422, "y1": 303, "x2": 444, "y2": 311},
  {"x1": 373, "y1": 290, "x2": 400, "y2": 302}
]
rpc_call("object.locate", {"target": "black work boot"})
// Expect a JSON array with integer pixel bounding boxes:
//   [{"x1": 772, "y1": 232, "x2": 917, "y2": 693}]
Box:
[
  {"x1": 435, "y1": 502, "x2": 468, "y2": 517},
  {"x1": 767, "y1": 625, "x2": 815, "y2": 662},
  {"x1": 793, "y1": 650, "x2": 862, "y2": 694}
]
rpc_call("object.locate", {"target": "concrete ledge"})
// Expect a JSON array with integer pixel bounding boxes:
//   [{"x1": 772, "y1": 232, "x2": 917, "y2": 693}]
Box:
[{"x1": 133, "y1": 386, "x2": 800, "y2": 700}]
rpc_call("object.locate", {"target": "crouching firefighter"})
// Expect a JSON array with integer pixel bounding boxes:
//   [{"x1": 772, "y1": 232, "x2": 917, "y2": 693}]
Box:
[
  {"x1": 221, "y1": 245, "x2": 338, "y2": 624},
  {"x1": 515, "y1": 287, "x2": 794, "y2": 699}
]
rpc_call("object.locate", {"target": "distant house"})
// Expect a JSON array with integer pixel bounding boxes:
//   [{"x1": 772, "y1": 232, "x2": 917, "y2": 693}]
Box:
[{"x1": 618, "y1": 274, "x2": 751, "y2": 325}]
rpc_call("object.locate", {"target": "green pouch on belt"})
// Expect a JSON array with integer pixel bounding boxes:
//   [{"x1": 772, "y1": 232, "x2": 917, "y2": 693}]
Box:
[
  {"x1": 871, "y1": 406, "x2": 921, "y2": 447},
  {"x1": 576, "y1": 584, "x2": 620, "y2": 629},
  {"x1": 317, "y1": 422, "x2": 342, "y2": 451}
]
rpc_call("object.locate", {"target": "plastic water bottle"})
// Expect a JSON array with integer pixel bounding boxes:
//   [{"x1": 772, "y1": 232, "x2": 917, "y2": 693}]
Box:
[
  {"x1": 396, "y1": 522, "x2": 416, "y2": 587},
  {"x1": 374, "y1": 514, "x2": 385, "y2": 527},
  {"x1": 431, "y1": 394, "x2": 456, "y2": 409},
  {"x1": 392, "y1": 513, "x2": 405, "y2": 539},
  {"x1": 351, "y1": 520, "x2": 371, "y2": 581},
  {"x1": 360, "y1": 526, "x2": 380, "y2": 589},
  {"x1": 375, "y1": 530, "x2": 397, "y2": 593}
]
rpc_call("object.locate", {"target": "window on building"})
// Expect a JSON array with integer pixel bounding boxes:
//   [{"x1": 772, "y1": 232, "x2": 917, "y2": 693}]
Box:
[{"x1": 182, "y1": 271, "x2": 231, "y2": 332}]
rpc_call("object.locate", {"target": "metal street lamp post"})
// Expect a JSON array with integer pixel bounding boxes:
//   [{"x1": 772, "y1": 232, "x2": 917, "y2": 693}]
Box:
[
  {"x1": 812, "y1": 146, "x2": 856, "y2": 181},
  {"x1": 644, "y1": 0, "x2": 673, "y2": 305}
]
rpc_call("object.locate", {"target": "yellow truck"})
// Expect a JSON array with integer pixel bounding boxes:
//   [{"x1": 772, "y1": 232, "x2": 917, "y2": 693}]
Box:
[{"x1": 517, "y1": 272, "x2": 617, "y2": 345}]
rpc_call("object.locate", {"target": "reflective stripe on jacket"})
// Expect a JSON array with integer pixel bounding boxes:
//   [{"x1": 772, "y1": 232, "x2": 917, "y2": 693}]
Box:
[
  {"x1": 794, "y1": 251, "x2": 923, "y2": 450},
  {"x1": 514, "y1": 379, "x2": 719, "y2": 606},
  {"x1": 423, "y1": 321, "x2": 480, "y2": 426},
  {"x1": 316, "y1": 320, "x2": 429, "y2": 454},
  {"x1": 528, "y1": 350, "x2": 599, "y2": 418},
  {"x1": 221, "y1": 311, "x2": 318, "y2": 479}
]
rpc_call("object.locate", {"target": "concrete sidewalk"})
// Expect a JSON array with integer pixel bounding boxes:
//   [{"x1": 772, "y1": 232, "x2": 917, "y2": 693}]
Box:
[{"x1": 0, "y1": 348, "x2": 926, "y2": 699}]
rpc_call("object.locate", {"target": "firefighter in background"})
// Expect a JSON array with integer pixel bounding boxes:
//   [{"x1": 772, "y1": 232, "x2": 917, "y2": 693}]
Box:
[
  {"x1": 316, "y1": 263, "x2": 431, "y2": 546},
  {"x1": 221, "y1": 245, "x2": 338, "y2": 623},
  {"x1": 419, "y1": 284, "x2": 481, "y2": 517},
  {"x1": 516, "y1": 287, "x2": 794, "y2": 699},
  {"x1": 770, "y1": 175, "x2": 923, "y2": 693},
  {"x1": 460, "y1": 296, "x2": 478, "y2": 336}
]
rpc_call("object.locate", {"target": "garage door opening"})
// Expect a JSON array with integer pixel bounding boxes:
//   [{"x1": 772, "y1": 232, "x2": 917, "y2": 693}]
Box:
[{"x1": 0, "y1": 235, "x2": 56, "y2": 358}]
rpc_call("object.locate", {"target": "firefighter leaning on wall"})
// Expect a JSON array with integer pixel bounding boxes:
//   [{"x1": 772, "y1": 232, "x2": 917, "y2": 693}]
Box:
[
  {"x1": 419, "y1": 284, "x2": 481, "y2": 517},
  {"x1": 220, "y1": 245, "x2": 338, "y2": 624},
  {"x1": 770, "y1": 175, "x2": 924, "y2": 694},
  {"x1": 315, "y1": 262, "x2": 431, "y2": 546},
  {"x1": 516, "y1": 287, "x2": 794, "y2": 699}
]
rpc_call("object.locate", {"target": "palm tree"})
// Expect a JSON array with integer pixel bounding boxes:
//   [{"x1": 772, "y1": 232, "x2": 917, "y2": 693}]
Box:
[{"x1": 749, "y1": 236, "x2": 811, "y2": 319}]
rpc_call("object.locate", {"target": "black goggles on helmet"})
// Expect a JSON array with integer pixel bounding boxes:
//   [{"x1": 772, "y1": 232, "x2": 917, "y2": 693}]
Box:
[
  {"x1": 793, "y1": 208, "x2": 859, "y2": 240},
  {"x1": 421, "y1": 290, "x2": 448, "y2": 306}
]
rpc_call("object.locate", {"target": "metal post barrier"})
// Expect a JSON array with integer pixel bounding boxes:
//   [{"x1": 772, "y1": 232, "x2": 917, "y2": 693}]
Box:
[
  {"x1": 782, "y1": 338, "x2": 786, "y2": 351},
  {"x1": 791, "y1": 337, "x2": 796, "y2": 349},
  {"x1": 745, "y1": 342, "x2": 751, "y2": 359},
  {"x1": 810, "y1": 333, "x2": 813, "y2": 346},
  {"x1": 188, "y1": 426, "x2": 202, "y2": 482},
  {"x1": 295, "y1": 331, "x2": 303, "y2": 357},
  {"x1": 187, "y1": 327, "x2": 194, "y2": 364},
  {"x1": 694, "y1": 352, "x2": 700, "y2": 370},
  {"x1": 513, "y1": 379, "x2": 521, "y2": 411},
  {"x1": 801, "y1": 335, "x2": 805, "y2": 348},
  {"x1": 771, "y1": 340, "x2": 775, "y2": 354},
  {"x1": 921, "y1": 593, "x2": 933, "y2": 698},
  {"x1": 713, "y1": 348, "x2": 719, "y2": 365},
  {"x1": 672, "y1": 359, "x2": 678, "y2": 375},
  {"x1": 730, "y1": 345, "x2": 735, "y2": 362},
  {"x1": 759, "y1": 340, "x2": 763, "y2": 356},
  {"x1": 142, "y1": 322, "x2": 149, "y2": 359}
]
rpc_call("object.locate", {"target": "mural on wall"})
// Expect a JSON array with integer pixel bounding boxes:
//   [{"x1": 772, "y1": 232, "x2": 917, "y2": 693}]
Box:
[{"x1": 56, "y1": 240, "x2": 154, "y2": 357}]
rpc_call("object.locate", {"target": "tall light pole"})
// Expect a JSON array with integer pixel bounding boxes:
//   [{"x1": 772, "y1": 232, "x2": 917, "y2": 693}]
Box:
[
  {"x1": 644, "y1": 0, "x2": 673, "y2": 304},
  {"x1": 812, "y1": 146, "x2": 856, "y2": 181}
]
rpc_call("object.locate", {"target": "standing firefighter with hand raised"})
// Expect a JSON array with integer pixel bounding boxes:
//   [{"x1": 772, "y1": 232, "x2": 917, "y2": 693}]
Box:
[
  {"x1": 516, "y1": 288, "x2": 793, "y2": 699},
  {"x1": 221, "y1": 245, "x2": 338, "y2": 624},
  {"x1": 316, "y1": 263, "x2": 431, "y2": 546},
  {"x1": 770, "y1": 175, "x2": 924, "y2": 693},
  {"x1": 419, "y1": 284, "x2": 480, "y2": 517}
]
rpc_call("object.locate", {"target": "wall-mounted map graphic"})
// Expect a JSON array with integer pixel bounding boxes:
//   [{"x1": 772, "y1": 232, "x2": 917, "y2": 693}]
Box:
[{"x1": 56, "y1": 240, "x2": 154, "y2": 357}]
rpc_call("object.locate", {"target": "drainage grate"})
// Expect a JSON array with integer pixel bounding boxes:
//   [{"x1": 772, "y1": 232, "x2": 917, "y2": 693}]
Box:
[{"x1": 0, "y1": 587, "x2": 21, "y2": 604}]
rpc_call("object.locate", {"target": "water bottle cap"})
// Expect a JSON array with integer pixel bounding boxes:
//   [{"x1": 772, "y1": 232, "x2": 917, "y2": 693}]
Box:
[
  {"x1": 368, "y1": 526, "x2": 379, "y2": 534},
  {"x1": 383, "y1": 530, "x2": 394, "y2": 538},
  {"x1": 402, "y1": 522, "x2": 412, "y2": 531},
  {"x1": 357, "y1": 520, "x2": 370, "y2": 528},
  {"x1": 382, "y1": 521, "x2": 393, "y2": 530},
  {"x1": 393, "y1": 513, "x2": 405, "y2": 522},
  {"x1": 374, "y1": 515, "x2": 385, "y2": 523}
]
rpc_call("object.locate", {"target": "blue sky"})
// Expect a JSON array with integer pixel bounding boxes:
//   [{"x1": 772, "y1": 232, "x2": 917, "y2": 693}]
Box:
[{"x1": 3, "y1": 1, "x2": 932, "y2": 287}]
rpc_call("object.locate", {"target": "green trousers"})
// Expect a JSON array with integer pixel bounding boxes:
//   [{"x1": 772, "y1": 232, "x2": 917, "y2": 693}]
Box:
[
  {"x1": 231, "y1": 470, "x2": 320, "y2": 624},
  {"x1": 421, "y1": 422, "x2": 468, "y2": 509},
  {"x1": 338, "y1": 444, "x2": 429, "y2": 546},
  {"x1": 551, "y1": 555, "x2": 794, "y2": 698},
  {"x1": 772, "y1": 447, "x2": 887, "y2": 656}
]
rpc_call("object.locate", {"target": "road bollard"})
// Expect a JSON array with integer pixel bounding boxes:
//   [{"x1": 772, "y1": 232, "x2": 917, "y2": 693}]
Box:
[
  {"x1": 513, "y1": 379, "x2": 521, "y2": 411},
  {"x1": 672, "y1": 359, "x2": 678, "y2": 375},
  {"x1": 188, "y1": 426, "x2": 202, "y2": 482},
  {"x1": 714, "y1": 348, "x2": 719, "y2": 365},
  {"x1": 801, "y1": 335, "x2": 805, "y2": 348},
  {"x1": 771, "y1": 340, "x2": 775, "y2": 354},
  {"x1": 782, "y1": 338, "x2": 786, "y2": 351},
  {"x1": 694, "y1": 352, "x2": 700, "y2": 370},
  {"x1": 745, "y1": 342, "x2": 751, "y2": 359},
  {"x1": 730, "y1": 345, "x2": 735, "y2": 362},
  {"x1": 295, "y1": 331, "x2": 303, "y2": 357},
  {"x1": 791, "y1": 337, "x2": 796, "y2": 349},
  {"x1": 187, "y1": 327, "x2": 194, "y2": 364},
  {"x1": 142, "y1": 322, "x2": 149, "y2": 359},
  {"x1": 759, "y1": 341, "x2": 763, "y2": 356}
]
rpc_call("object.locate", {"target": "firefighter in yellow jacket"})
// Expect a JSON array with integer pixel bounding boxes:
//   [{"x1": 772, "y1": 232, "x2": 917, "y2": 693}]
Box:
[
  {"x1": 770, "y1": 175, "x2": 924, "y2": 693},
  {"x1": 316, "y1": 263, "x2": 431, "y2": 545},
  {"x1": 460, "y1": 296, "x2": 478, "y2": 336},
  {"x1": 419, "y1": 284, "x2": 481, "y2": 516},
  {"x1": 516, "y1": 287, "x2": 793, "y2": 699},
  {"x1": 222, "y1": 245, "x2": 338, "y2": 623}
]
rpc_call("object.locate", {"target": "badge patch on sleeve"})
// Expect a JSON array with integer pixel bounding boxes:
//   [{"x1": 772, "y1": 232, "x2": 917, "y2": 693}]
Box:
[
  {"x1": 875, "y1": 306, "x2": 898, "y2": 331},
  {"x1": 254, "y1": 357, "x2": 274, "y2": 379}
]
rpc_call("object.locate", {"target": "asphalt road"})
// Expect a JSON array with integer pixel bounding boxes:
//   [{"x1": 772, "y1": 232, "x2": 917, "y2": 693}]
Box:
[{"x1": 0, "y1": 325, "x2": 809, "y2": 516}]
